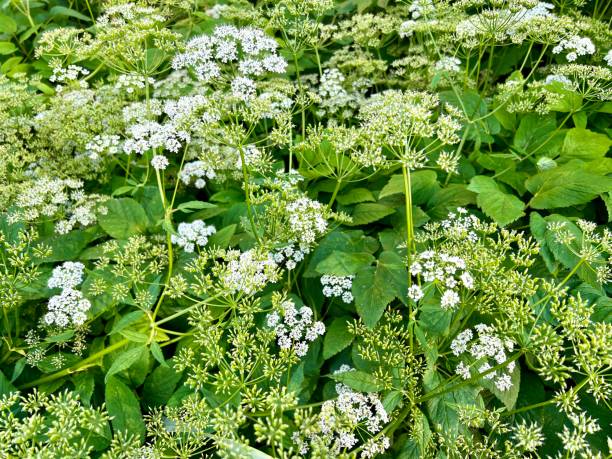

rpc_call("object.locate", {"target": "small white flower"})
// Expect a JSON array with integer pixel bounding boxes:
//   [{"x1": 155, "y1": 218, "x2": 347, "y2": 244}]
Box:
[
  {"x1": 441, "y1": 289, "x2": 460, "y2": 310},
  {"x1": 407, "y1": 285, "x2": 424, "y2": 301},
  {"x1": 151, "y1": 155, "x2": 169, "y2": 170},
  {"x1": 495, "y1": 374, "x2": 513, "y2": 391}
]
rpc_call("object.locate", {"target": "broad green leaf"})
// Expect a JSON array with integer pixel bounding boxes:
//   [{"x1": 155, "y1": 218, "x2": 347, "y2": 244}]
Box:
[
  {"x1": 480, "y1": 362, "x2": 521, "y2": 410},
  {"x1": 352, "y1": 251, "x2": 407, "y2": 327},
  {"x1": 336, "y1": 188, "x2": 375, "y2": 205},
  {"x1": 316, "y1": 250, "x2": 375, "y2": 276},
  {"x1": 142, "y1": 362, "x2": 182, "y2": 408},
  {"x1": 323, "y1": 317, "x2": 354, "y2": 359},
  {"x1": 348, "y1": 203, "x2": 395, "y2": 226},
  {"x1": 332, "y1": 369, "x2": 384, "y2": 392},
  {"x1": 49, "y1": 5, "x2": 92, "y2": 21},
  {"x1": 208, "y1": 224, "x2": 236, "y2": 248},
  {"x1": 98, "y1": 198, "x2": 149, "y2": 239},
  {"x1": 105, "y1": 376, "x2": 145, "y2": 441},
  {"x1": 0, "y1": 15, "x2": 17, "y2": 34},
  {"x1": 379, "y1": 170, "x2": 438, "y2": 201},
  {"x1": 468, "y1": 175, "x2": 525, "y2": 226},
  {"x1": 109, "y1": 311, "x2": 145, "y2": 337},
  {"x1": 513, "y1": 113, "x2": 556, "y2": 153},
  {"x1": 0, "y1": 370, "x2": 16, "y2": 397},
  {"x1": 105, "y1": 346, "x2": 147, "y2": 382},
  {"x1": 560, "y1": 128, "x2": 612, "y2": 161},
  {"x1": 0, "y1": 42, "x2": 17, "y2": 55},
  {"x1": 526, "y1": 163, "x2": 612, "y2": 209},
  {"x1": 176, "y1": 200, "x2": 217, "y2": 213},
  {"x1": 219, "y1": 440, "x2": 274, "y2": 458}
]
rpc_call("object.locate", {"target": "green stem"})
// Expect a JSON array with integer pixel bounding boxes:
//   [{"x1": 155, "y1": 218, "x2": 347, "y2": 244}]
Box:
[
  {"x1": 403, "y1": 163, "x2": 415, "y2": 352},
  {"x1": 327, "y1": 179, "x2": 342, "y2": 210},
  {"x1": 238, "y1": 145, "x2": 263, "y2": 247},
  {"x1": 18, "y1": 339, "x2": 130, "y2": 389}
]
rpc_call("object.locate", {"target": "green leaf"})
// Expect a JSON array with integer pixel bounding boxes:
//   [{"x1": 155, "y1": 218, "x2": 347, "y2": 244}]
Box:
[
  {"x1": 0, "y1": 370, "x2": 16, "y2": 397},
  {"x1": 105, "y1": 376, "x2": 145, "y2": 441},
  {"x1": 348, "y1": 203, "x2": 395, "y2": 226},
  {"x1": 207, "y1": 224, "x2": 236, "y2": 248},
  {"x1": 480, "y1": 361, "x2": 521, "y2": 410},
  {"x1": 468, "y1": 175, "x2": 525, "y2": 226},
  {"x1": 110, "y1": 311, "x2": 146, "y2": 335},
  {"x1": 526, "y1": 163, "x2": 612, "y2": 209},
  {"x1": 513, "y1": 113, "x2": 556, "y2": 153},
  {"x1": 105, "y1": 346, "x2": 147, "y2": 382},
  {"x1": 98, "y1": 198, "x2": 149, "y2": 239},
  {"x1": 176, "y1": 201, "x2": 217, "y2": 213},
  {"x1": 323, "y1": 317, "x2": 354, "y2": 359},
  {"x1": 379, "y1": 170, "x2": 438, "y2": 201},
  {"x1": 149, "y1": 342, "x2": 166, "y2": 366},
  {"x1": 316, "y1": 250, "x2": 375, "y2": 276},
  {"x1": 219, "y1": 440, "x2": 274, "y2": 458},
  {"x1": 560, "y1": 128, "x2": 612, "y2": 161},
  {"x1": 142, "y1": 362, "x2": 182, "y2": 408},
  {"x1": 0, "y1": 15, "x2": 17, "y2": 34},
  {"x1": 332, "y1": 370, "x2": 384, "y2": 392},
  {"x1": 0, "y1": 42, "x2": 17, "y2": 55},
  {"x1": 49, "y1": 5, "x2": 92, "y2": 21},
  {"x1": 336, "y1": 188, "x2": 375, "y2": 205},
  {"x1": 353, "y1": 251, "x2": 407, "y2": 327}
]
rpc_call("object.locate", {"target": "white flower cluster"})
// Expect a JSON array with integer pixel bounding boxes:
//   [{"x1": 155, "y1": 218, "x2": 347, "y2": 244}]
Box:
[
  {"x1": 85, "y1": 134, "x2": 121, "y2": 161},
  {"x1": 272, "y1": 244, "x2": 308, "y2": 270},
  {"x1": 451, "y1": 324, "x2": 516, "y2": 392},
  {"x1": 45, "y1": 262, "x2": 91, "y2": 328},
  {"x1": 293, "y1": 365, "x2": 390, "y2": 456},
  {"x1": 220, "y1": 249, "x2": 279, "y2": 296},
  {"x1": 151, "y1": 155, "x2": 169, "y2": 170},
  {"x1": 10, "y1": 177, "x2": 108, "y2": 235},
  {"x1": 179, "y1": 160, "x2": 217, "y2": 189},
  {"x1": 171, "y1": 220, "x2": 216, "y2": 253},
  {"x1": 552, "y1": 36, "x2": 596, "y2": 62},
  {"x1": 434, "y1": 56, "x2": 462, "y2": 73},
  {"x1": 316, "y1": 68, "x2": 363, "y2": 117},
  {"x1": 439, "y1": 207, "x2": 481, "y2": 242},
  {"x1": 236, "y1": 145, "x2": 264, "y2": 169},
  {"x1": 604, "y1": 49, "x2": 612, "y2": 67},
  {"x1": 408, "y1": 250, "x2": 473, "y2": 310},
  {"x1": 266, "y1": 299, "x2": 325, "y2": 357},
  {"x1": 172, "y1": 25, "x2": 287, "y2": 100},
  {"x1": 114, "y1": 74, "x2": 155, "y2": 94},
  {"x1": 123, "y1": 120, "x2": 189, "y2": 155},
  {"x1": 285, "y1": 196, "x2": 328, "y2": 247},
  {"x1": 321, "y1": 275, "x2": 354, "y2": 303},
  {"x1": 49, "y1": 64, "x2": 90, "y2": 88}
]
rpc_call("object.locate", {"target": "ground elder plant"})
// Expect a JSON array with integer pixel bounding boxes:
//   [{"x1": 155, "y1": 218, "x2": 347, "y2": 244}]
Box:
[{"x1": 0, "y1": 0, "x2": 610, "y2": 458}]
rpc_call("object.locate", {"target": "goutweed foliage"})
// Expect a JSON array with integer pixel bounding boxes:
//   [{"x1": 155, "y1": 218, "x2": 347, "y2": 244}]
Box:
[{"x1": 0, "y1": 0, "x2": 610, "y2": 458}]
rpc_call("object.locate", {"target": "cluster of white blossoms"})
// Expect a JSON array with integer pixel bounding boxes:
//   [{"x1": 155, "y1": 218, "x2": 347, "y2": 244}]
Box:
[
  {"x1": 451, "y1": 324, "x2": 516, "y2": 392},
  {"x1": 151, "y1": 154, "x2": 169, "y2": 170},
  {"x1": 604, "y1": 49, "x2": 612, "y2": 67},
  {"x1": 220, "y1": 249, "x2": 279, "y2": 296},
  {"x1": 272, "y1": 244, "x2": 308, "y2": 270},
  {"x1": 123, "y1": 120, "x2": 189, "y2": 155},
  {"x1": 45, "y1": 262, "x2": 91, "y2": 328},
  {"x1": 408, "y1": 250, "x2": 473, "y2": 310},
  {"x1": 552, "y1": 36, "x2": 596, "y2": 62},
  {"x1": 9, "y1": 177, "x2": 108, "y2": 235},
  {"x1": 321, "y1": 275, "x2": 354, "y2": 303},
  {"x1": 285, "y1": 196, "x2": 328, "y2": 247},
  {"x1": 293, "y1": 365, "x2": 390, "y2": 457},
  {"x1": 171, "y1": 220, "x2": 216, "y2": 253},
  {"x1": 266, "y1": 299, "x2": 325, "y2": 357},
  {"x1": 179, "y1": 160, "x2": 217, "y2": 189},
  {"x1": 49, "y1": 64, "x2": 89, "y2": 89},
  {"x1": 114, "y1": 74, "x2": 155, "y2": 94},
  {"x1": 171, "y1": 25, "x2": 287, "y2": 101},
  {"x1": 316, "y1": 68, "x2": 363, "y2": 117},
  {"x1": 435, "y1": 56, "x2": 462, "y2": 73},
  {"x1": 84, "y1": 134, "x2": 121, "y2": 161}
]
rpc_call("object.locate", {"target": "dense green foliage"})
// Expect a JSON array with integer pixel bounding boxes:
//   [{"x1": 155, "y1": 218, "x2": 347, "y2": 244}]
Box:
[{"x1": 0, "y1": 0, "x2": 610, "y2": 458}]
